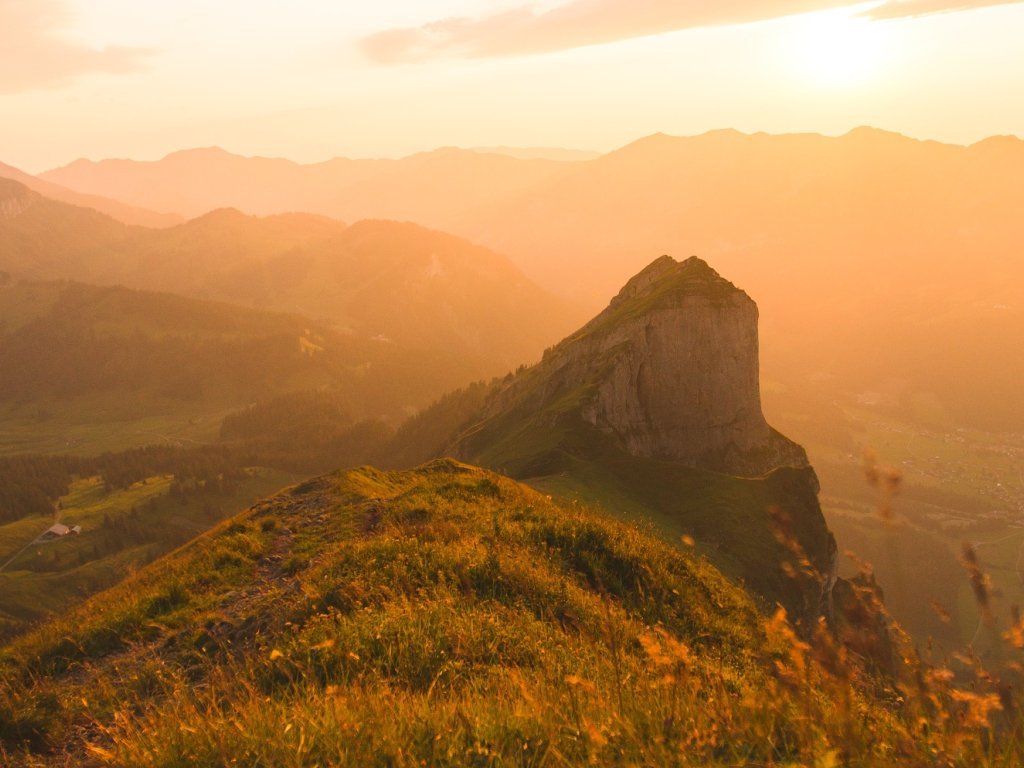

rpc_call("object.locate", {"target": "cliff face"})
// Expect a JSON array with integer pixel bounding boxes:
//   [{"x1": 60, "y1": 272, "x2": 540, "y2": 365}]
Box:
[
  {"x1": 477, "y1": 255, "x2": 807, "y2": 477},
  {"x1": 446, "y1": 255, "x2": 834, "y2": 628}
]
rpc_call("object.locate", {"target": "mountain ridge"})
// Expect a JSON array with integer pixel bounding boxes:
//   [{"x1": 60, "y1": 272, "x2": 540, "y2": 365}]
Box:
[
  {"x1": 0, "y1": 161, "x2": 181, "y2": 228},
  {"x1": 0, "y1": 178, "x2": 580, "y2": 374},
  {"x1": 391, "y1": 255, "x2": 833, "y2": 623}
]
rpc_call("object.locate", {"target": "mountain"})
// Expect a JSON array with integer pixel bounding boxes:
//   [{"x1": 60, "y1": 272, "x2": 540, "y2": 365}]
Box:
[
  {"x1": 391, "y1": 256, "x2": 834, "y2": 624},
  {"x1": 0, "y1": 459, "x2": 982, "y2": 766},
  {"x1": 0, "y1": 177, "x2": 135, "y2": 284},
  {"x1": 0, "y1": 161, "x2": 181, "y2": 228},
  {"x1": 455, "y1": 128, "x2": 1024, "y2": 430},
  {"x1": 469, "y1": 146, "x2": 601, "y2": 161},
  {"x1": 459, "y1": 128, "x2": 1024, "y2": 302},
  {"x1": 40, "y1": 146, "x2": 575, "y2": 222},
  {"x1": 454, "y1": 256, "x2": 807, "y2": 477},
  {"x1": 40, "y1": 131, "x2": 1024, "y2": 430},
  {"x1": 0, "y1": 179, "x2": 579, "y2": 374},
  {"x1": 0, "y1": 280, "x2": 490, "y2": 454}
]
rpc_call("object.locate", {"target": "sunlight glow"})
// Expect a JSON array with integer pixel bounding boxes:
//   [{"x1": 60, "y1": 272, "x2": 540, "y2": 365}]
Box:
[{"x1": 789, "y1": 10, "x2": 894, "y2": 88}]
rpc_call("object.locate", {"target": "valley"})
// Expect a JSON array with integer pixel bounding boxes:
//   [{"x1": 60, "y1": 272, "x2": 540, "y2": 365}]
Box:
[
  {"x1": 766, "y1": 382, "x2": 1024, "y2": 655},
  {"x1": 3, "y1": 2, "x2": 1023, "y2": 763},
  {"x1": 2, "y1": 129, "x2": 1022, "y2": 766}
]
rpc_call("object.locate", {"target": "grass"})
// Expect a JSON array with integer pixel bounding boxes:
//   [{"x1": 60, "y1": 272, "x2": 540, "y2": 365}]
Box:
[
  {"x1": 0, "y1": 469, "x2": 291, "y2": 642},
  {"x1": 2, "y1": 459, "x2": 1023, "y2": 766},
  {"x1": 501, "y1": 443, "x2": 834, "y2": 625}
]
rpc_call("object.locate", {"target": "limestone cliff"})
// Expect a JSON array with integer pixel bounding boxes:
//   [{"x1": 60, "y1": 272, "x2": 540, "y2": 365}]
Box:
[{"x1": 469, "y1": 255, "x2": 807, "y2": 477}]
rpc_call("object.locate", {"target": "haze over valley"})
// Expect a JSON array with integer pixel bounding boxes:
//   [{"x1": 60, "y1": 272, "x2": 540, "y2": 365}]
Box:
[{"x1": 1, "y1": 1, "x2": 1023, "y2": 765}]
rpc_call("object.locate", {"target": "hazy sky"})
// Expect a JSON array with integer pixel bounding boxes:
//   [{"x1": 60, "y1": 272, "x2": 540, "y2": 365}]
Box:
[{"x1": 2, "y1": 0, "x2": 1022, "y2": 172}]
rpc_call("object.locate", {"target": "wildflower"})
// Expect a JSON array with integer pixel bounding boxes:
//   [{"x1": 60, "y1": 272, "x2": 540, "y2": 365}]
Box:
[
  {"x1": 949, "y1": 689, "x2": 1002, "y2": 729},
  {"x1": 960, "y1": 544, "x2": 994, "y2": 626}
]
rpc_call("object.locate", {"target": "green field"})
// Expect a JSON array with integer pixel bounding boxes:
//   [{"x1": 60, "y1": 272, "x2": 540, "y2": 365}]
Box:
[{"x1": 0, "y1": 469, "x2": 292, "y2": 641}]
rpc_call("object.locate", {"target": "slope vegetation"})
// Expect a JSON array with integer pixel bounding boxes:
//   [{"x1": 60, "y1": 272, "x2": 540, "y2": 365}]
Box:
[
  {"x1": 2, "y1": 460, "x2": 1016, "y2": 766},
  {"x1": 0, "y1": 280, "x2": 486, "y2": 454},
  {"x1": 390, "y1": 256, "x2": 834, "y2": 624}
]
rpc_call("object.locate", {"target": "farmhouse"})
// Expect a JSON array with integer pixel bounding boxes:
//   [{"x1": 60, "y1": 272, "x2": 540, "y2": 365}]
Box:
[
  {"x1": 40, "y1": 524, "x2": 70, "y2": 540},
  {"x1": 39, "y1": 523, "x2": 81, "y2": 541}
]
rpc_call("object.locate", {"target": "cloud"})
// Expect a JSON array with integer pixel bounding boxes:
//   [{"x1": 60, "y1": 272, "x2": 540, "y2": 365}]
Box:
[
  {"x1": 0, "y1": 0, "x2": 150, "y2": 94},
  {"x1": 861, "y1": 0, "x2": 1021, "y2": 19},
  {"x1": 360, "y1": 0, "x2": 1024, "y2": 62}
]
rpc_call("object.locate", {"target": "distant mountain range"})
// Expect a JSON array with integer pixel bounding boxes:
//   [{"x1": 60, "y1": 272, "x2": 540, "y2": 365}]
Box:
[
  {"x1": 0, "y1": 160, "x2": 180, "y2": 228},
  {"x1": 33, "y1": 129, "x2": 1024, "y2": 428},
  {"x1": 0, "y1": 178, "x2": 580, "y2": 375},
  {"x1": 39, "y1": 146, "x2": 575, "y2": 223},
  {"x1": 7, "y1": 129, "x2": 1024, "y2": 438}
]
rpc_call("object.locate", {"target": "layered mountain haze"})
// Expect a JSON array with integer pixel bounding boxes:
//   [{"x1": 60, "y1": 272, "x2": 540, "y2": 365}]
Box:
[
  {"x1": 0, "y1": 163, "x2": 181, "y2": 229},
  {"x1": 41, "y1": 147, "x2": 576, "y2": 224},
  {"x1": 0, "y1": 178, "x2": 579, "y2": 374},
  {"x1": 41, "y1": 129, "x2": 1024, "y2": 430}
]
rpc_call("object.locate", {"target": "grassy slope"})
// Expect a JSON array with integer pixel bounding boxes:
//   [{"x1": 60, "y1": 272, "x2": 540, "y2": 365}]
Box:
[
  {"x1": 2, "y1": 460, "x2": 1016, "y2": 767},
  {"x1": 525, "y1": 456, "x2": 831, "y2": 618},
  {"x1": 0, "y1": 470, "x2": 292, "y2": 641},
  {"x1": 444, "y1": 376, "x2": 833, "y2": 624}
]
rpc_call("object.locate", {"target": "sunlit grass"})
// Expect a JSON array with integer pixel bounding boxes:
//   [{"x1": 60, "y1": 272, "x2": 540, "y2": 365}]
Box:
[{"x1": 3, "y1": 460, "x2": 1024, "y2": 766}]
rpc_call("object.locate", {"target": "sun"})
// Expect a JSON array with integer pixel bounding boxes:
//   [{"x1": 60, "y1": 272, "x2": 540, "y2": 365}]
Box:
[{"x1": 788, "y1": 10, "x2": 892, "y2": 88}]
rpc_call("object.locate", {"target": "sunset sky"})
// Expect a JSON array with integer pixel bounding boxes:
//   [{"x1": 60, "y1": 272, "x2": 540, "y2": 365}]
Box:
[{"x1": 2, "y1": 0, "x2": 1022, "y2": 172}]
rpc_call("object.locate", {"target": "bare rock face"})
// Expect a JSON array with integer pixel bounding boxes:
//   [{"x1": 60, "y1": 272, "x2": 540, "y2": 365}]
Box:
[{"x1": 489, "y1": 255, "x2": 807, "y2": 476}]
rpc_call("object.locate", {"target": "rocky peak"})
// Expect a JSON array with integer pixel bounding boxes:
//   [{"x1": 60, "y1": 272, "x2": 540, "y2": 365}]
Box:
[
  {"x1": 609, "y1": 255, "x2": 732, "y2": 307},
  {"x1": 520, "y1": 254, "x2": 807, "y2": 476}
]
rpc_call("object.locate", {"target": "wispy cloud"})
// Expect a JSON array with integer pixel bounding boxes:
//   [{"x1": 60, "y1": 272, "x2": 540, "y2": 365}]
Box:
[
  {"x1": 861, "y1": 0, "x2": 1021, "y2": 19},
  {"x1": 360, "y1": 0, "x2": 1024, "y2": 63},
  {"x1": 0, "y1": 0, "x2": 150, "y2": 94}
]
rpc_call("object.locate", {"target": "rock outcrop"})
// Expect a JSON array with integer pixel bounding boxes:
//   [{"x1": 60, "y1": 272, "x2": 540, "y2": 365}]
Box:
[
  {"x1": 576, "y1": 255, "x2": 808, "y2": 475},
  {"x1": 443, "y1": 254, "x2": 835, "y2": 628},
  {"x1": 472, "y1": 255, "x2": 807, "y2": 477}
]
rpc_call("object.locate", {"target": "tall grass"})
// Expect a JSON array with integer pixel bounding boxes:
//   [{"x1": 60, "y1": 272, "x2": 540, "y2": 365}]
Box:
[{"x1": 2, "y1": 459, "x2": 1024, "y2": 766}]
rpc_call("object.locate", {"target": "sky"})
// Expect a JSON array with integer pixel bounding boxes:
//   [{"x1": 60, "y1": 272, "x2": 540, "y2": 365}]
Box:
[{"x1": 1, "y1": 0, "x2": 1022, "y2": 172}]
